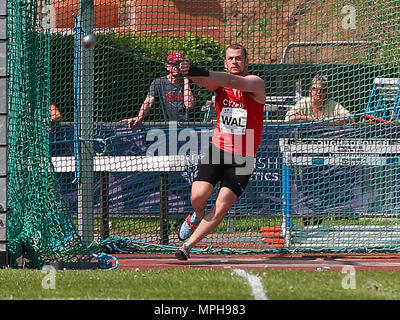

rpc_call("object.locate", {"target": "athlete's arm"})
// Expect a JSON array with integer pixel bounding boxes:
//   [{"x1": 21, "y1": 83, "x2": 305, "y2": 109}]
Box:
[
  {"x1": 179, "y1": 60, "x2": 265, "y2": 104},
  {"x1": 207, "y1": 71, "x2": 266, "y2": 104}
]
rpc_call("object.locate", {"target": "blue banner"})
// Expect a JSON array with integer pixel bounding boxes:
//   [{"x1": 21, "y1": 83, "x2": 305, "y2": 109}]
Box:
[{"x1": 51, "y1": 123, "x2": 400, "y2": 216}]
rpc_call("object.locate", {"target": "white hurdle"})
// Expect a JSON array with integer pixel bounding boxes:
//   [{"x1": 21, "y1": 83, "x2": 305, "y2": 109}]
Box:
[
  {"x1": 51, "y1": 155, "x2": 188, "y2": 244},
  {"x1": 279, "y1": 137, "x2": 400, "y2": 250}
]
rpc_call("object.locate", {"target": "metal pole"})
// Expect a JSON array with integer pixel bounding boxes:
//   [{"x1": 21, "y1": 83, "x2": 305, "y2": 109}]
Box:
[
  {"x1": 280, "y1": 41, "x2": 382, "y2": 63},
  {"x1": 281, "y1": 153, "x2": 291, "y2": 246},
  {"x1": 100, "y1": 172, "x2": 110, "y2": 240},
  {"x1": 159, "y1": 172, "x2": 169, "y2": 245},
  {"x1": 0, "y1": 0, "x2": 7, "y2": 267},
  {"x1": 76, "y1": 0, "x2": 94, "y2": 244}
]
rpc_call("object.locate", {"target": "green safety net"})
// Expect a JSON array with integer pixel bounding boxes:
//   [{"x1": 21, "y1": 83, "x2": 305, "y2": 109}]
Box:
[{"x1": 7, "y1": 0, "x2": 400, "y2": 268}]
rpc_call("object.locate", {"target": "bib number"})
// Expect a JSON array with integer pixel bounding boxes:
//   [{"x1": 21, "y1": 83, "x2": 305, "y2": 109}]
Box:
[{"x1": 219, "y1": 107, "x2": 247, "y2": 135}]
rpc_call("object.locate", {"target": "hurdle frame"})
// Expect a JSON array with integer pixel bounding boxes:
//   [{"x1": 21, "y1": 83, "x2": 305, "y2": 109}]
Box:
[{"x1": 279, "y1": 137, "x2": 400, "y2": 251}]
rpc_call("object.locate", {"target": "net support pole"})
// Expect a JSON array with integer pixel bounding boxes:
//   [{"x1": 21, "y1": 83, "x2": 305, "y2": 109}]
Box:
[
  {"x1": 100, "y1": 172, "x2": 110, "y2": 240},
  {"x1": 281, "y1": 153, "x2": 291, "y2": 246},
  {"x1": 159, "y1": 172, "x2": 169, "y2": 245},
  {"x1": 0, "y1": 0, "x2": 8, "y2": 267},
  {"x1": 76, "y1": 0, "x2": 95, "y2": 244}
]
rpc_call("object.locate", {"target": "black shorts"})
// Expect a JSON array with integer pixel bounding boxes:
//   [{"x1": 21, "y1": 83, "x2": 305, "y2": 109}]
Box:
[{"x1": 193, "y1": 144, "x2": 255, "y2": 198}]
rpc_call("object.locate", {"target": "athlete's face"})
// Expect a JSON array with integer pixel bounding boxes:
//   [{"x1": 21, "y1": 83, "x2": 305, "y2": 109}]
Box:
[{"x1": 224, "y1": 48, "x2": 248, "y2": 75}]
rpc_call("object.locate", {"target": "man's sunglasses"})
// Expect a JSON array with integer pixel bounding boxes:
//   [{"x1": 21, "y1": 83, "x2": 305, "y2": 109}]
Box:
[{"x1": 168, "y1": 60, "x2": 183, "y2": 67}]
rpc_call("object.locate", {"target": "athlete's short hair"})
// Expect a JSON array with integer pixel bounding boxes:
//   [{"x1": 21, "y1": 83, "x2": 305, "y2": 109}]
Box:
[{"x1": 225, "y1": 43, "x2": 248, "y2": 59}]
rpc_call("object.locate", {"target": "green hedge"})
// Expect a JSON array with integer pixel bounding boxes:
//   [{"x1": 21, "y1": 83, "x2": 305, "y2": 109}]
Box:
[{"x1": 51, "y1": 32, "x2": 224, "y2": 122}]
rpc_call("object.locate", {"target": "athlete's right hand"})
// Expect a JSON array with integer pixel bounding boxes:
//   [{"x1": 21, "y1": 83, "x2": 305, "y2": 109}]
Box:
[{"x1": 178, "y1": 59, "x2": 191, "y2": 76}]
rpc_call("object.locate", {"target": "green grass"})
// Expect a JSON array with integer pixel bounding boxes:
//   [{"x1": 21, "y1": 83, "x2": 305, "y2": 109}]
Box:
[
  {"x1": 258, "y1": 270, "x2": 400, "y2": 300},
  {"x1": 0, "y1": 269, "x2": 251, "y2": 300},
  {"x1": 1, "y1": 268, "x2": 400, "y2": 300}
]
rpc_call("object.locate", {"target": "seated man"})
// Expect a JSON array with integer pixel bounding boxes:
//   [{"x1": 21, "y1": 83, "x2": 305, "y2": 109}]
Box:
[
  {"x1": 285, "y1": 74, "x2": 354, "y2": 226},
  {"x1": 285, "y1": 74, "x2": 354, "y2": 124}
]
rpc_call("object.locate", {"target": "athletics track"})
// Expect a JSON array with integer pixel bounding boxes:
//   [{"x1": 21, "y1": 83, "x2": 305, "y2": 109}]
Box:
[{"x1": 112, "y1": 253, "x2": 400, "y2": 271}]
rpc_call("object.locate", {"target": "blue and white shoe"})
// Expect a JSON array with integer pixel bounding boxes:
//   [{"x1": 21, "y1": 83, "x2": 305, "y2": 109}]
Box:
[
  {"x1": 175, "y1": 243, "x2": 191, "y2": 260},
  {"x1": 178, "y1": 212, "x2": 200, "y2": 241}
]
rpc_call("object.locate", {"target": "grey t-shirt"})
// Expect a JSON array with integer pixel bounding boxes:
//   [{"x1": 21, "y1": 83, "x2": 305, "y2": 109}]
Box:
[{"x1": 148, "y1": 76, "x2": 196, "y2": 121}]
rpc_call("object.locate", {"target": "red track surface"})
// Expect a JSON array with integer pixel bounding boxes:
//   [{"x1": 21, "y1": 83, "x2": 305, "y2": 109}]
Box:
[{"x1": 113, "y1": 253, "x2": 400, "y2": 271}]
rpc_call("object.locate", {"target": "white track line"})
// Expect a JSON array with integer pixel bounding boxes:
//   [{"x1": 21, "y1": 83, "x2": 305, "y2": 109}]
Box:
[{"x1": 233, "y1": 269, "x2": 268, "y2": 300}]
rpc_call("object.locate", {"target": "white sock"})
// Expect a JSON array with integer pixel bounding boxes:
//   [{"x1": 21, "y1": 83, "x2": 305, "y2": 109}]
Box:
[{"x1": 191, "y1": 212, "x2": 200, "y2": 224}]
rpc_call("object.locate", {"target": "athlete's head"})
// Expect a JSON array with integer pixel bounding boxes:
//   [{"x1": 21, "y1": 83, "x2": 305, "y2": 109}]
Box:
[{"x1": 224, "y1": 44, "x2": 249, "y2": 76}]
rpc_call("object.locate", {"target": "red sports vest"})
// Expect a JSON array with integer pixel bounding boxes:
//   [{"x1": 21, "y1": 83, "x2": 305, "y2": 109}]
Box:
[{"x1": 211, "y1": 87, "x2": 264, "y2": 157}]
